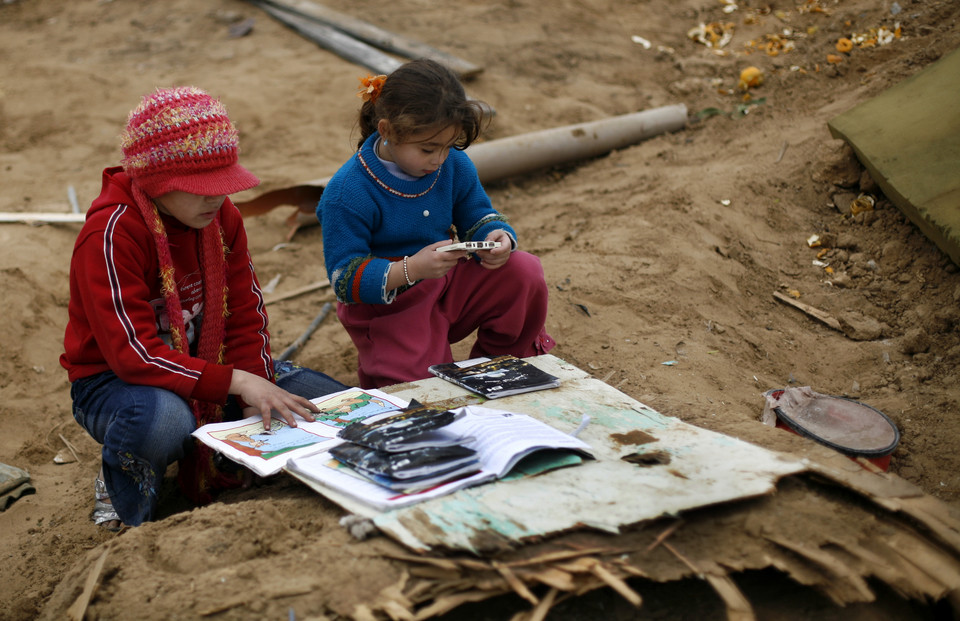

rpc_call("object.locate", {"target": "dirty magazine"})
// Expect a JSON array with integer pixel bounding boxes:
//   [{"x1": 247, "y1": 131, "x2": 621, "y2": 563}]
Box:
[{"x1": 428, "y1": 355, "x2": 561, "y2": 399}]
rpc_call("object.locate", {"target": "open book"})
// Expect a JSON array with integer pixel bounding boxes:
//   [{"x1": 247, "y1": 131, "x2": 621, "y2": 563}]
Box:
[
  {"x1": 286, "y1": 405, "x2": 593, "y2": 511},
  {"x1": 190, "y1": 388, "x2": 408, "y2": 477},
  {"x1": 428, "y1": 355, "x2": 561, "y2": 399}
]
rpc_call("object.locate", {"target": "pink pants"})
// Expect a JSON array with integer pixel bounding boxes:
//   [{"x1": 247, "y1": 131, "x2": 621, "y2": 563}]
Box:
[{"x1": 337, "y1": 251, "x2": 555, "y2": 388}]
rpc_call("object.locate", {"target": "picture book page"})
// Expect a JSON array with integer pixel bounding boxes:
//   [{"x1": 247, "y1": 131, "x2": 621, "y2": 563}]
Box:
[
  {"x1": 192, "y1": 417, "x2": 341, "y2": 477},
  {"x1": 192, "y1": 388, "x2": 409, "y2": 476},
  {"x1": 308, "y1": 388, "x2": 409, "y2": 430}
]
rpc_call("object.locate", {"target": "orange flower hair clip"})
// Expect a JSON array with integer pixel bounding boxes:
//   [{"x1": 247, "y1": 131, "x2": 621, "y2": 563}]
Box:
[{"x1": 357, "y1": 74, "x2": 387, "y2": 103}]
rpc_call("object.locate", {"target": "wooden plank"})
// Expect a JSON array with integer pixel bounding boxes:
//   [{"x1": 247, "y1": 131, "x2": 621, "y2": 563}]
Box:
[
  {"x1": 66, "y1": 550, "x2": 109, "y2": 621},
  {"x1": 276, "y1": 301, "x2": 333, "y2": 361},
  {"x1": 263, "y1": 279, "x2": 330, "y2": 305},
  {"x1": 702, "y1": 572, "x2": 755, "y2": 621},
  {"x1": 0, "y1": 212, "x2": 86, "y2": 224},
  {"x1": 772, "y1": 291, "x2": 842, "y2": 332},
  {"x1": 355, "y1": 355, "x2": 808, "y2": 553},
  {"x1": 253, "y1": 0, "x2": 483, "y2": 79}
]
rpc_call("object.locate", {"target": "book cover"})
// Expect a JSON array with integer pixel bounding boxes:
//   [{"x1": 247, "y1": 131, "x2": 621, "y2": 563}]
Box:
[
  {"x1": 329, "y1": 442, "x2": 479, "y2": 481},
  {"x1": 338, "y1": 403, "x2": 463, "y2": 451},
  {"x1": 428, "y1": 355, "x2": 561, "y2": 399}
]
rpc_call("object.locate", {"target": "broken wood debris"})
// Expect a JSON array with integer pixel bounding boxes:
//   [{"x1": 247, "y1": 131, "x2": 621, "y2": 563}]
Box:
[
  {"x1": 263, "y1": 278, "x2": 330, "y2": 305},
  {"x1": 49, "y1": 456, "x2": 960, "y2": 620},
  {"x1": 337, "y1": 444, "x2": 960, "y2": 620},
  {"x1": 773, "y1": 290, "x2": 842, "y2": 331},
  {"x1": 492, "y1": 561, "x2": 539, "y2": 605},
  {"x1": 701, "y1": 569, "x2": 755, "y2": 621},
  {"x1": 645, "y1": 519, "x2": 683, "y2": 552},
  {"x1": 276, "y1": 301, "x2": 333, "y2": 361},
  {"x1": 375, "y1": 547, "x2": 646, "y2": 618},
  {"x1": 57, "y1": 433, "x2": 82, "y2": 464},
  {"x1": 66, "y1": 549, "x2": 108, "y2": 621},
  {"x1": 0, "y1": 212, "x2": 86, "y2": 224}
]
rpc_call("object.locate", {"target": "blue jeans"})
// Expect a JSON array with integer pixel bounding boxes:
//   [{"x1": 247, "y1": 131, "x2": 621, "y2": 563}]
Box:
[{"x1": 71, "y1": 361, "x2": 347, "y2": 526}]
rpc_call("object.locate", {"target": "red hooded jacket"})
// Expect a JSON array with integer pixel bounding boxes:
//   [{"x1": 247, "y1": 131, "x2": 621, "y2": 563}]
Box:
[{"x1": 60, "y1": 167, "x2": 273, "y2": 404}]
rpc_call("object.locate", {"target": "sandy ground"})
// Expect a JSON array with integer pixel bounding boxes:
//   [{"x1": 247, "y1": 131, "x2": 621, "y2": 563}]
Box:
[{"x1": 2, "y1": 0, "x2": 960, "y2": 619}]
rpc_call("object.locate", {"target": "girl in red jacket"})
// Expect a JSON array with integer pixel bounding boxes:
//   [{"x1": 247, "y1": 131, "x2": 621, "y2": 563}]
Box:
[{"x1": 61, "y1": 87, "x2": 346, "y2": 531}]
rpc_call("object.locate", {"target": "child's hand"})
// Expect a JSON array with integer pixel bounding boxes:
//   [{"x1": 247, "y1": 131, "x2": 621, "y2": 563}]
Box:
[
  {"x1": 232, "y1": 369, "x2": 320, "y2": 430},
  {"x1": 409, "y1": 240, "x2": 467, "y2": 280},
  {"x1": 475, "y1": 230, "x2": 511, "y2": 270}
]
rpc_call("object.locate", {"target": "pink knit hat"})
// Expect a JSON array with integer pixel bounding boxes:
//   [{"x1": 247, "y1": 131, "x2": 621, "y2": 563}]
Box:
[{"x1": 120, "y1": 86, "x2": 260, "y2": 197}]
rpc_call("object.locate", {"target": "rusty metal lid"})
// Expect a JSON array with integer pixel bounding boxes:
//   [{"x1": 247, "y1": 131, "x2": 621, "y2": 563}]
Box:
[{"x1": 766, "y1": 387, "x2": 900, "y2": 458}]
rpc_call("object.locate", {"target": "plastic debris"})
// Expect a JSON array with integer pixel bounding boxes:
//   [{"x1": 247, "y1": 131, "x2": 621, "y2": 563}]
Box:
[
  {"x1": 850, "y1": 193, "x2": 875, "y2": 215},
  {"x1": 687, "y1": 22, "x2": 735, "y2": 50},
  {"x1": 53, "y1": 449, "x2": 77, "y2": 464},
  {"x1": 846, "y1": 23, "x2": 902, "y2": 48}
]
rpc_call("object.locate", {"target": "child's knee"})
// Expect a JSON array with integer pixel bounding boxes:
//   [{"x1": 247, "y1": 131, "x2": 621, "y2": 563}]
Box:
[
  {"x1": 148, "y1": 392, "x2": 196, "y2": 454},
  {"x1": 505, "y1": 252, "x2": 549, "y2": 295}
]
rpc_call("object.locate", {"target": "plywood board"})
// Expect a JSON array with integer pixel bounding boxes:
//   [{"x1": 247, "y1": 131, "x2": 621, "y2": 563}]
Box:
[
  {"x1": 828, "y1": 46, "x2": 960, "y2": 266},
  {"x1": 292, "y1": 355, "x2": 807, "y2": 553}
]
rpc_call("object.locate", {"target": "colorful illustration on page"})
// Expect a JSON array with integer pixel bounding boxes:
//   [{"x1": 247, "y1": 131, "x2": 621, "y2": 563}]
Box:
[
  {"x1": 212, "y1": 420, "x2": 326, "y2": 460},
  {"x1": 312, "y1": 390, "x2": 400, "y2": 428}
]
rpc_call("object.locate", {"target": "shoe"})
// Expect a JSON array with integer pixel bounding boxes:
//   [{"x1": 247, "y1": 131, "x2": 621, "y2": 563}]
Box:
[{"x1": 92, "y1": 476, "x2": 123, "y2": 532}]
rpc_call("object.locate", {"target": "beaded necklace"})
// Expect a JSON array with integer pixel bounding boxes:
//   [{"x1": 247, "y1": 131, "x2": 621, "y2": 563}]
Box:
[{"x1": 357, "y1": 148, "x2": 442, "y2": 199}]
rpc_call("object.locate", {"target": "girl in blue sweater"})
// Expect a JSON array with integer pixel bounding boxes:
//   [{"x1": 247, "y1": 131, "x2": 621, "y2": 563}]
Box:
[{"x1": 318, "y1": 59, "x2": 555, "y2": 388}]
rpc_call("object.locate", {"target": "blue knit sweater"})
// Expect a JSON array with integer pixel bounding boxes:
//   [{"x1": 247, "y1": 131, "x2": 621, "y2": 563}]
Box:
[{"x1": 319, "y1": 132, "x2": 516, "y2": 304}]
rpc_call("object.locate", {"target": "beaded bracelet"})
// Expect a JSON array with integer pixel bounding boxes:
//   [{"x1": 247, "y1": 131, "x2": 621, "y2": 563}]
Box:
[{"x1": 402, "y1": 256, "x2": 415, "y2": 286}]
